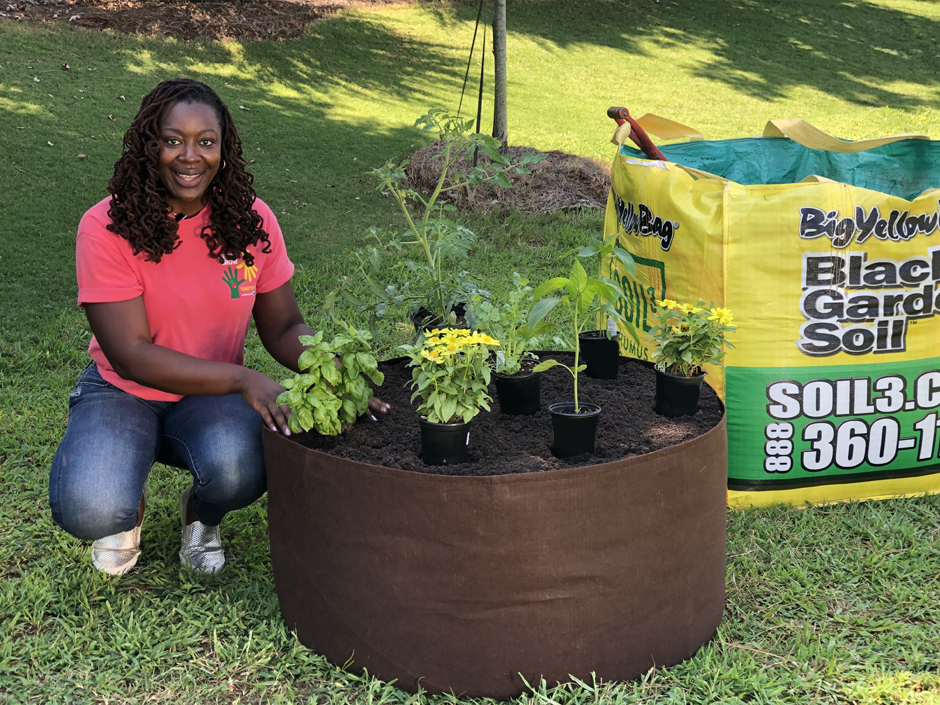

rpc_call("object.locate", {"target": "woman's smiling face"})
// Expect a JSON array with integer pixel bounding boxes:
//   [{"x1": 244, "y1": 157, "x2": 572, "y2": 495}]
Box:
[{"x1": 157, "y1": 100, "x2": 222, "y2": 216}]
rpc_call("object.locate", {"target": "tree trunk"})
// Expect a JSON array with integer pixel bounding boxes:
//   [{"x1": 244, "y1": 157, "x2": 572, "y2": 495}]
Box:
[{"x1": 492, "y1": 0, "x2": 508, "y2": 146}]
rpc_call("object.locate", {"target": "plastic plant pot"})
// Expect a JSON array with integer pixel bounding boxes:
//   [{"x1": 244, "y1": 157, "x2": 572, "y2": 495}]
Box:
[
  {"x1": 410, "y1": 303, "x2": 469, "y2": 335},
  {"x1": 578, "y1": 331, "x2": 620, "y2": 379},
  {"x1": 548, "y1": 402, "x2": 601, "y2": 458},
  {"x1": 493, "y1": 370, "x2": 542, "y2": 415},
  {"x1": 654, "y1": 369, "x2": 707, "y2": 418},
  {"x1": 419, "y1": 416, "x2": 471, "y2": 465}
]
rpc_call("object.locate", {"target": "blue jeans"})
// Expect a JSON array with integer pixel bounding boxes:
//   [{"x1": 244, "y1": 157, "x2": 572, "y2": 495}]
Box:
[{"x1": 49, "y1": 363, "x2": 267, "y2": 541}]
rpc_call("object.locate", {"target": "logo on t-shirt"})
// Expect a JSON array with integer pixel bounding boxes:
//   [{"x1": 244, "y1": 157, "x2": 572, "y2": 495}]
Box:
[{"x1": 221, "y1": 257, "x2": 259, "y2": 299}]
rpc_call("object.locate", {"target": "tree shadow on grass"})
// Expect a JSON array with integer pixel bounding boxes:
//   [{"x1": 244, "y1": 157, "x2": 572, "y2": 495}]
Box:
[
  {"x1": 239, "y1": 13, "x2": 468, "y2": 107},
  {"x1": 432, "y1": 0, "x2": 940, "y2": 109}
]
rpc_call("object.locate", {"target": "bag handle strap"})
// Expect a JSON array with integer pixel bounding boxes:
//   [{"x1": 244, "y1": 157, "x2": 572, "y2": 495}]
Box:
[
  {"x1": 763, "y1": 118, "x2": 929, "y2": 153},
  {"x1": 635, "y1": 113, "x2": 703, "y2": 142},
  {"x1": 611, "y1": 112, "x2": 703, "y2": 147}
]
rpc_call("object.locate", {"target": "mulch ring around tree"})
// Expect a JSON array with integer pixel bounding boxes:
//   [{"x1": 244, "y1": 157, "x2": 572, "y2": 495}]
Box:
[
  {"x1": 405, "y1": 141, "x2": 611, "y2": 215},
  {"x1": 1, "y1": 0, "x2": 428, "y2": 42},
  {"x1": 289, "y1": 352, "x2": 724, "y2": 477}
]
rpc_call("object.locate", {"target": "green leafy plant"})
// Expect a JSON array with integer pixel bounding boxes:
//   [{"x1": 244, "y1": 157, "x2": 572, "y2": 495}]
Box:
[
  {"x1": 648, "y1": 299, "x2": 736, "y2": 377},
  {"x1": 327, "y1": 108, "x2": 547, "y2": 329},
  {"x1": 277, "y1": 324, "x2": 384, "y2": 435},
  {"x1": 531, "y1": 235, "x2": 638, "y2": 411},
  {"x1": 399, "y1": 328, "x2": 500, "y2": 424},
  {"x1": 468, "y1": 272, "x2": 554, "y2": 375}
]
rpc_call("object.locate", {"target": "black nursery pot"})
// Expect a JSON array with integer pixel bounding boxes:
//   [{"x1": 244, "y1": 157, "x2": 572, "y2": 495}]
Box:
[
  {"x1": 419, "y1": 416, "x2": 471, "y2": 465},
  {"x1": 410, "y1": 303, "x2": 469, "y2": 335},
  {"x1": 493, "y1": 371, "x2": 542, "y2": 415},
  {"x1": 654, "y1": 369, "x2": 706, "y2": 418},
  {"x1": 548, "y1": 402, "x2": 602, "y2": 457},
  {"x1": 578, "y1": 331, "x2": 620, "y2": 379}
]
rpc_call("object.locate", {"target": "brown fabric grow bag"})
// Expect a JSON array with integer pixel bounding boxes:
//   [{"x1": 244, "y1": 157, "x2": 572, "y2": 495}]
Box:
[{"x1": 264, "y1": 414, "x2": 727, "y2": 699}]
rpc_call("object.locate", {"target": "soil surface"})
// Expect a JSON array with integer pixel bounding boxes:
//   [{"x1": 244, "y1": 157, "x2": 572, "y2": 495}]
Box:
[{"x1": 290, "y1": 352, "x2": 724, "y2": 476}]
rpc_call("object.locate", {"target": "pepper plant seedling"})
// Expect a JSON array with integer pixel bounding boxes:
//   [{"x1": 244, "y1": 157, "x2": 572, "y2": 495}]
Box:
[{"x1": 530, "y1": 234, "x2": 638, "y2": 412}]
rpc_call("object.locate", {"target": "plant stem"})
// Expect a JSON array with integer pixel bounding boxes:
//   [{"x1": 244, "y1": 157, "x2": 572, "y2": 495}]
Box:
[
  {"x1": 422, "y1": 144, "x2": 457, "y2": 318},
  {"x1": 568, "y1": 298, "x2": 579, "y2": 413}
]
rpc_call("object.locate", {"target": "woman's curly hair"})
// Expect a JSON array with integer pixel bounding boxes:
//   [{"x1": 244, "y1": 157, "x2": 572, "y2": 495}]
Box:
[{"x1": 107, "y1": 78, "x2": 271, "y2": 266}]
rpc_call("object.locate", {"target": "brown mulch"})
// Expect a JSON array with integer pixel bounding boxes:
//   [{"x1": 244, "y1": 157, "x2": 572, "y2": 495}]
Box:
[
  {"x1": 0, "y1": 0, "x2": 426, "y2": 42},
  {"x1": 291, "y1": 353, "x2": 724, "y2": 476},
  {"x1": 405, "y1": 141, "x2": 611, "y2": 215}
]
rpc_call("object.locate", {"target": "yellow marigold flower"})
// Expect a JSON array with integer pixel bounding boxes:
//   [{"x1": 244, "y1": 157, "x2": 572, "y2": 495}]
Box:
[
  {"x1": 677, "y1": 303, "x2": 697, "y2": 314},
  {"x1": 670, "y1": 325, "x2": 681, "y2": 335},
  {"x1": 420, "y1": 349, "x2": 443, "y2": 363},
  {"x1": 708, "y1": 307, "x2": 734, "y2": 326},
  {"x1": 657, "y1": 299, "x2": 679, "y2": 310}
]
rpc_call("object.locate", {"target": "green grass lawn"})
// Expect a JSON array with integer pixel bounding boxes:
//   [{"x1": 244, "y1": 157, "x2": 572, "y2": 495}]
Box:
[{"x1": 2, "y1": 0, "x2": 940, "y2": 702}]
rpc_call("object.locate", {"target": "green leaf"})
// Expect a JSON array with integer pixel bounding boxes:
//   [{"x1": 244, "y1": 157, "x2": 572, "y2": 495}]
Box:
[
  {"x1": 533, "y1": 277, "x2": 569, "y2": 301},
  {"x1": 368, "y1": 247, "x2": 382, "y2": 272},
  {"x1": 575, "y1": 244, "x2": 600, "y2": 258},
  {"x1": 340, "y1": 290, "x2": 364, "y2": 307},
  {"x1": 298, "y1": 407, "x2": 315, "y2": 432},
  {"x1": 532, "y1": 359, "x2": 566, "y2": 373},
  {"x1": 528, "y1": 296, "x2": 560, "y2": 328},
  {"x1": 298, "y1": 350, "x2": 319, "y2": 372},
  {"x1": 519, "y1": 151, "x2": 547, "y2": 165},
  {"x1": 479, "y1": 142, "x2": 509, "y2": 165},
  {"x1": 440, "y1": 397, "x2": 457, "y2": 424},
  {"x1": 363, "y1": 273, "x2": 387, "y2": 300},
  {"x1": 569, "y1": 258, "x2": 588, "y2": 293},
  {"x1": 612, "y1": 245, "x2": 637, "y2": 277}
]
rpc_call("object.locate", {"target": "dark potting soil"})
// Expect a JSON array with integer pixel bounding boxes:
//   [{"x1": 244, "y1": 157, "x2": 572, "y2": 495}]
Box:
[{"x1": 289, "y1": 353, "x2": 724, "y2": 477}]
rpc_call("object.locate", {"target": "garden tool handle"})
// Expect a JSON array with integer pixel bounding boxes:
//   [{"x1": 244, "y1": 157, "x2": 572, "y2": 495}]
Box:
[{"x1": 607, "y1": 107, "x2": 667, "y2": 162}]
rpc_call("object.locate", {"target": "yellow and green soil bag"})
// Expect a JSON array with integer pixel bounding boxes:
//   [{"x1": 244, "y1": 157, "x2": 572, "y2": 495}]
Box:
[{"x1": 603, "y1": 117, "x2": 940, "y2": 507}]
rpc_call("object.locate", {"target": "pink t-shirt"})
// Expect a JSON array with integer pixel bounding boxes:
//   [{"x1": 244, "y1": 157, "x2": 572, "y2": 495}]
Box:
[{"x1": 76, "y1": 197, "x2": 295, "y2": 401}]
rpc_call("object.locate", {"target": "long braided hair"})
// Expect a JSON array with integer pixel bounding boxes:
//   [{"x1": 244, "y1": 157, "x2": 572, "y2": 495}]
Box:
[{"x1": 107, "y1": 78, "x2": 271, "y2": 265}]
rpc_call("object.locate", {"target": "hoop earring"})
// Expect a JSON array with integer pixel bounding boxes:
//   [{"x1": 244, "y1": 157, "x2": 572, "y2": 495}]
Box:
[{"x1": 222, "y1": 160, "x2": 228, "y2": 170}]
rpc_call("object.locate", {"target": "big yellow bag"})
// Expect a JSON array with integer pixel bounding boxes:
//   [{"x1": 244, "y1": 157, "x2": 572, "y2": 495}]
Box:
[{"x1": 603, "y1": 116, "x2": 940, "y2": 507}]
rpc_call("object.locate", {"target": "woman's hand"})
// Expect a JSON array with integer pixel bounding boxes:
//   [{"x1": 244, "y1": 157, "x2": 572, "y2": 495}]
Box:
[
  {"x1": 237, "y1": 368, "x2": 292, "y2": 435},
  {"x1": 367, "y1": 396, "x2": 391, "y2": 420}
]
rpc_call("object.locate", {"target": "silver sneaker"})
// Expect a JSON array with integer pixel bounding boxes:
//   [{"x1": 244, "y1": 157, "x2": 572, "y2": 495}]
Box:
[
  {"x1": 179, "y1": 485, "x2": 225, "y2": 575},
  {"x1": 91, "y1": 525, "x2": 141, "y2": 575},
  {"x1": 91, "y1": 487, "x2": 146, "y2": 575}
]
